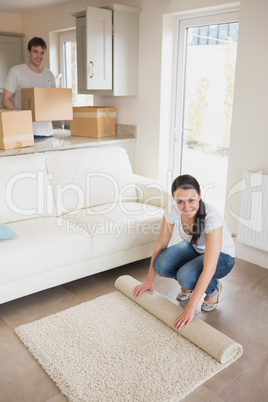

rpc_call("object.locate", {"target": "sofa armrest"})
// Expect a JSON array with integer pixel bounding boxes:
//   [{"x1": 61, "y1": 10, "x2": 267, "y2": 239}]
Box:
[{"x1": 133, "y1": 174, "x2": 172, "y2": 209}]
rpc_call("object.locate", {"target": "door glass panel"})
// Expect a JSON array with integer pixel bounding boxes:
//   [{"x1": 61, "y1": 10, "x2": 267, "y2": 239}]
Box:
[{"x1": 180, "y1": 22, "x2": 239, "y2": 215}]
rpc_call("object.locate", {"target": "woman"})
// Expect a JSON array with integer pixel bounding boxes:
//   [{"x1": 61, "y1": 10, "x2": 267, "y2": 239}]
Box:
[{"x1": 133, "y1": 174, "x2": 235, "y2": 331}]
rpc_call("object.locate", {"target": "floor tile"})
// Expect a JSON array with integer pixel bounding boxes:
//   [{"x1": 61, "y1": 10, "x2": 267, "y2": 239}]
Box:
[
  {"x1": 154, "y1": 276, "x2": 180, "y2": 300},
  {"x1": 0, "y1": 286, "x2": 81, "y2": 328},
  {"x1": 209, "y1": 396, "x2": 224, "y2": 401},
  {"x1": 244, "y1": 271, "x2": 268, "y2": 298},
  {"x1": 182, "y1": 384, "x2": 216, "y2": 401},
  {"x1": 0, "y1": 342, "x2": 60, "y2": 402},
  {"x1": 47, "y1": 394, "x2": 68, "y2": 401},
  {"x1": 205, "y1": 288, "x2": 268, "y2": 349},
  {"x1": 0, "y1": 316, "x2": 18, "y2": 350},
  {"x1": 62, "y1": 265, "x2": 128, "y2": 301},
  {"x1": 62, "y1": 275, "x2": 115, "y2": 302},
  {"x1": 216, "y1": 274, "x2": 243, "y2": 301},
  {"x1": 117, "y1": 258, "x2": 150, "y2": 282},
  {"x1": 228, "y1": 258, "x2": 267, "y2": 287},
  {"x1": 92, "y1": 265, "x2": 127, "y2": 284},
  {"x1": 217, "y1": 352, "x2": 268, "y2": 402},
  {"x1": 198, "y1": 317, "x2": 267, "y2": 365},
  {"x1": 203, "y1": 356, "x2": 250, "y2": 395}
]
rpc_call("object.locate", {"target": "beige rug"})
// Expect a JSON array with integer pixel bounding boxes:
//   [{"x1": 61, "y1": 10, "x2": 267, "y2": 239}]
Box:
[{"x1": 15, "y1": 275, "x2": 243, "y2": 401}]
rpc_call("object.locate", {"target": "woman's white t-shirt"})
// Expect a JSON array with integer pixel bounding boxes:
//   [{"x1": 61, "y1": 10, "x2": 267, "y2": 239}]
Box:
[{"x1": 164, "y1": 202, "x2": 235, "y2": 258}]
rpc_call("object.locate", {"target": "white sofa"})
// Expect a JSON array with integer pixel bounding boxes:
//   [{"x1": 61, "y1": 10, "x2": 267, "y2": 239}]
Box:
[{"x1": 0, "y1": 146, "x2": 171, "y2": 304}]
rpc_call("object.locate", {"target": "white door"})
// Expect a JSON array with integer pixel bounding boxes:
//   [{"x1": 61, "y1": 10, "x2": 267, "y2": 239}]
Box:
[
  {"x1": 0, "y1": 35, "x2": 23, "y2": 92},
  {"x1": 173, "y1": 12, "x2": 239, "y2": 215}
]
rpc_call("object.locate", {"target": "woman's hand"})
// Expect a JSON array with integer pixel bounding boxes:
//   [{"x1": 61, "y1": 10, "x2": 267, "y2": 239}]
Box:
[
  {"x1": 133, "y1": 278, "x2": 154, "y2": 299},
  {"x1": 173, "y1": 304, "x2": 195, "y2": 331}
]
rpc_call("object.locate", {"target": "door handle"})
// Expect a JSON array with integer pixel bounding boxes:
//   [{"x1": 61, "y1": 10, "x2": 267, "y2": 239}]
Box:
[{"x1": 89, "y1": 61, "x2": 94, "y2": 78}]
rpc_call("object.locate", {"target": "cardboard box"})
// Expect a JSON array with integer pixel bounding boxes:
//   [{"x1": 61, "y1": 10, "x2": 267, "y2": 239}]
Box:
[
  {"x1": 21, "y1": 88, "x2": 73, "y2": 121},
  {"x1": 0, "y1": 109, "x2": 34, "y2": 150},
  {"x1": 70, "y1": 107, "x2": 116, "y2": 138}
]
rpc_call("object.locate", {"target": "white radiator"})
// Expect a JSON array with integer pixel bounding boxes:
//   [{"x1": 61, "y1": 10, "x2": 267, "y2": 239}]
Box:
[{"x1": 236, "y1": 171, "x2": 268, "y2": 252}]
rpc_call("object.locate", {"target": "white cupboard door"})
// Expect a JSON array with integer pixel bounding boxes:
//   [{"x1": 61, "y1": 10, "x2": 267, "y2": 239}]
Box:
[{"x1": 86, "y1": 6, "x2": 112, "y2": 90}]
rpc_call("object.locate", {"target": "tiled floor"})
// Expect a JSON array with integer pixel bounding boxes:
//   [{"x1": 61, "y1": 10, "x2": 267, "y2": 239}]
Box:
[{"x1": 0, "y1": 257, "x2": 268, "y2": 402}]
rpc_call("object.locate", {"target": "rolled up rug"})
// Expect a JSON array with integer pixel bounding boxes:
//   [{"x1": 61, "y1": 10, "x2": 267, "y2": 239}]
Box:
[{"x1": 115, "y1": 275, "x2": 243, "y2": 364}]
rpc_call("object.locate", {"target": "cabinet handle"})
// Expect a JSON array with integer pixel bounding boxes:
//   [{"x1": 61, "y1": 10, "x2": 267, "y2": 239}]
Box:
[{"x1": 89, "y1": 61, "x2": 94, "y2": 78}]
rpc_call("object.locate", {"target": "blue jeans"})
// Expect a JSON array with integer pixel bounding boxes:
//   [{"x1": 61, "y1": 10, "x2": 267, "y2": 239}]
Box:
[{"x1": 153, "y1": 241, "x2": 235, "y2": 297}]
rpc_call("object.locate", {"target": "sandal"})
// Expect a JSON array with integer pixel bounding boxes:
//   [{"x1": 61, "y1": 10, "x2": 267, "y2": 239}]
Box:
[
  {"x1": 176, "y1": 289, "x2": 193, "y2": 301},
  {"x1": 201, "y1": 281, "x2": 223, "y2": 312}
]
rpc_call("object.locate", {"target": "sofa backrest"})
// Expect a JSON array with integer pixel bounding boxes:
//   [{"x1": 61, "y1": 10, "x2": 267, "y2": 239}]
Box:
[
  {"x1": 45, "y1": 146, "x2": 137, "y2": 216},
  {"x1": 0, "y1": 153, "x2": 56, "y2": 223}
]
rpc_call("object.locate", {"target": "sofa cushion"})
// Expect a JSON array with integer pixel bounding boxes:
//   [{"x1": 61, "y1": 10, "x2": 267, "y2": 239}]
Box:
[
  {"x1": 45, "y1": 147, "x2": 137, "y2": 216},
  {"x1": 62, "y1": 202, "x2": 164, "y2": 258},
  {"x1": 0, "y1": 222, "x2": 17, "y2": 240},
  {"x1": 0, "y1": 153, "x2": 56, "y2": 223},
  {"x1": 0, "y1": 217, "x2": 92, "y2": 286}
]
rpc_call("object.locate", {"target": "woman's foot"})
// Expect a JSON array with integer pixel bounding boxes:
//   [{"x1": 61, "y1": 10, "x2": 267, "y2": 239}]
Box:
[
  {"x1": 204, "y1": 293, "x2": 218, "y2": 305},
  {"x1": 176, "y1": 287, "x2": 193, "y2": 301},
  {"x1": 201, "y1": 281, "x2": 223, "y2": 312}
]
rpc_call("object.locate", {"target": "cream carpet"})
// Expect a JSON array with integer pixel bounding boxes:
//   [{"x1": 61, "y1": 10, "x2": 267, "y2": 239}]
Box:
[{"x1": 15, "y1": 275, "x2": 243, "y2": 402}]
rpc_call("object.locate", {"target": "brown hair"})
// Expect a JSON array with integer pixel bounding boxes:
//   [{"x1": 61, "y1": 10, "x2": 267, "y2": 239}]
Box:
[
  {"x1": 171, "y1": 174, "x2": 206, "y2": 246},
  {"x1": 27, "y1": 37, "x2": 47, "y2": 52}
]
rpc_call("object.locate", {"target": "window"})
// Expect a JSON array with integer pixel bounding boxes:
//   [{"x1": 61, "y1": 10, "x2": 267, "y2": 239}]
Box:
[
  {"x1": 190, "y1": 22, "x2": 239, "y2": 46},
  {"x1": 59, "y1": 30, "x2": 93, "y2": 106}
]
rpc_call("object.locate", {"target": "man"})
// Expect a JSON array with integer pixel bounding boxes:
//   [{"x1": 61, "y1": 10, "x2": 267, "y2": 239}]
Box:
[{"x1": 1, "y1": 37, "x2": 56, "y2": 136}]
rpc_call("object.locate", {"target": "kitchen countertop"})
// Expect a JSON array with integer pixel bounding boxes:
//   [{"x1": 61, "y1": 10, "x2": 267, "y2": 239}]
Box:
[{"x1": 0, "y1": 128, "x2": 136, "y2": 157}]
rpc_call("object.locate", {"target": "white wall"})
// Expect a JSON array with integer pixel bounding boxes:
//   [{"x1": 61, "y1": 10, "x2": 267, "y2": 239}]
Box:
[
  {"x1": 0, "y1": 12, "x2": 22, "y2": 33},
  {"x1": 224, "y1": 0, "x2": 268, "y2": 268},
  {"x1": 1, "y1": 0, "x2": 267, "y2": 267}
]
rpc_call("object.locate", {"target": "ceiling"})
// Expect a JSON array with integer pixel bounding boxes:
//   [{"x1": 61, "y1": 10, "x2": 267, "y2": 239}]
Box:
[{"x1": 0, "y1": 0, "x2": 72, "y2": 13}]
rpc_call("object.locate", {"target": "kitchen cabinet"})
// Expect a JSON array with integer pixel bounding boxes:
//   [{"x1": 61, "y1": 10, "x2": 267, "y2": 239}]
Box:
[
  {"x1": 75, "y1": 6, "x2": 112, "y2": 91},
  {"x1": 75, "y1": 4, "x2": 141, "y2": 96},
  {"x1": 0, "y1": 33, "x2": 24, "y2": 93}
]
